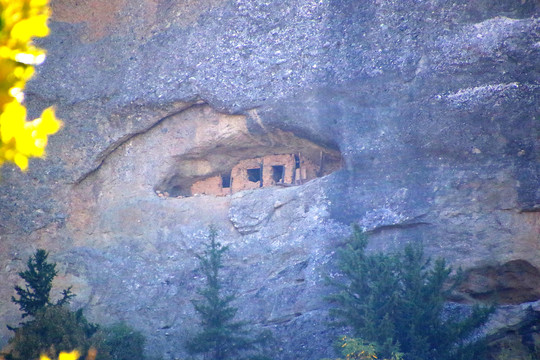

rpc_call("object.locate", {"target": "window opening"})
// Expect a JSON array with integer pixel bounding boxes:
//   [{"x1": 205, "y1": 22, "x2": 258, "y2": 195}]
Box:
[
  {"x1": 272, "y1": 165, "x2": 285, "y2": 183},
  {"x1": 221, "y1": 172, "x2": 231, "y2": 188},
  {"x1": 294, "y1": 154, "x2": 300, "y2": 169},
  {"x1": 247, "y1": 168, "x2": 261, "y2": 183}
]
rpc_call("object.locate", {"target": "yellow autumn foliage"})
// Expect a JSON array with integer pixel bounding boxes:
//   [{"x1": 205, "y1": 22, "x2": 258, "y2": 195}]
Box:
[
  {"x1": 40, "y1": 350, "x2": 80, "y2": 360},
  {"x1": 39, "y1": 347, "x2": 97, "y2": 360},
  {"x1": 322, "y1": 336, "x2": 404, "y2": 360},
  {"x1": 0, "y1": 0, "x2": 62, "y2": 171}
]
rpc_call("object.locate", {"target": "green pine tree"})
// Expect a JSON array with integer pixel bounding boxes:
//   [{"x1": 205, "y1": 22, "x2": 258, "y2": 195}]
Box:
[
  {"x1": 11, "y1": 249, "x2": 74, "y2": 319},
  {"x1": 5, "y1": 249, "x2": 148, "y2": 360},
  {"x1": 328, "y1": 225, "x2": 493, "y2": 360},
  {"x1": 186, "y1": 227, "x2": 271, "y2": 360}
]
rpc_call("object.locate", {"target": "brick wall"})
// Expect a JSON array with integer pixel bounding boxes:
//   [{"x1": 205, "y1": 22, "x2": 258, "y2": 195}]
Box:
[{"x1": 190, "y1": 153, "x2": 323, "y2": 196}]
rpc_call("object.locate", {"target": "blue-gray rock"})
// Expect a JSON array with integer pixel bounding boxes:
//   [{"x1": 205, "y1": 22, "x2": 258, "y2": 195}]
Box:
[{"x1": 0, "y1": 0, "x2": 538, "y2": 359}]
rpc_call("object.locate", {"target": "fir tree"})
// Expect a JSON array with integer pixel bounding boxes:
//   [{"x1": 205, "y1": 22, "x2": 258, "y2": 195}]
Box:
[
  {"x1": 11, "y1": 249, "x2": 74, "y2": 319},
  {"x1": 328, "y1": 225, "x2": 493, "y2": 360},
  {"x1": 186, "y1": 227, "x2": 271, "y2": 360},
  {"x1": 6, "y1": 250, "x2": 147, "y2": 360}
]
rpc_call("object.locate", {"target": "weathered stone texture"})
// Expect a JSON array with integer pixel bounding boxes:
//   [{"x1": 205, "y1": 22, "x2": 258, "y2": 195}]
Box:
[{"x1": 0, "y1": 0, "x2": 539, "y2": 359}]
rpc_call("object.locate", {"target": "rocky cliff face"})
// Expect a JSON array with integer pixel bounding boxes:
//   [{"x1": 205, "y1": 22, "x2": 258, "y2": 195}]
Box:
[{"x1": 0, "y1": 0, "x2": 538, "y2": 358}]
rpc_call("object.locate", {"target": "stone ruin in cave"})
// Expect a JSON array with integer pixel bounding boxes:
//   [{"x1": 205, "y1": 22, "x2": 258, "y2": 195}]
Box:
[
  {"x1": 192, "y1": 153, "x2": 318, "y2": 196},
  {"x1": 156, "y1": 151, "x2": 340, "y2": 198}
]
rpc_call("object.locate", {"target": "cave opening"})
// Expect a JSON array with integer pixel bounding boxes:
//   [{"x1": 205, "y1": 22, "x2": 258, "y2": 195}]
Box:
[{"x1": 154, "y1": 129, "x2": 343, "y2": 198}]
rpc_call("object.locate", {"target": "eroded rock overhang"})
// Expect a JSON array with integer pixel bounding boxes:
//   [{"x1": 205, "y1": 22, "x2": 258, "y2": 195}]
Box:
[
  {"x1": 154, "y1": 128, "x2": 342, "y2": 198},
  {"x1": 71, "y1": 104, "x2": 342, "y2": 208}
]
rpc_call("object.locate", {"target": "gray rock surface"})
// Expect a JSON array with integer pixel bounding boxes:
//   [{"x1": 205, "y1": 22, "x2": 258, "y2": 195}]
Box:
[{"x1": 0, "y1": 0, "x2": 539, "y2": 359}]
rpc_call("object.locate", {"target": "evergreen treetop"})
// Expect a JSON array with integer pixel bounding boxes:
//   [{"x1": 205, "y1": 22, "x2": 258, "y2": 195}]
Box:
[
  {"x1": 328, "y1": 225, "x2": 494, "y2": 360},
  {"x1": 11, "y1": 249, "x2": 74, "y2": 319},
  {"x1": 186, "y1": 227, "x2": 271, "y2": 360}
]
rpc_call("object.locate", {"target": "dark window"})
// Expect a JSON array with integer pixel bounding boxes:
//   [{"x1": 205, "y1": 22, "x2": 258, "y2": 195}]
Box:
[
  {"x1": 247, "y1": 168, "x2": 261, "y2": 183},
  {"x1": 294, "y1": 154, "x2": 300, "y2": 168},
  {"x1": 221, "y1": 172, "x2": 231, "y2": 188},
  {"x1": 272, "y1": 165, "x2": 284, "y2": 183},
  {"x1": 169, "y1": 185, "x2": 189, "y2": 197}
]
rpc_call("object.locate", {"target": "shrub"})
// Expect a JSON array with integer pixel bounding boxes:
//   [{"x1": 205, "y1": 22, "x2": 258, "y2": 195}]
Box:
[
  {"x1": 327, "y1": 225, "x2": 494, "y2": 360},
  {"x1": 5, "y1": 312, "x2": 148, "y2": 360},
  {"x1": 5, "y1": 305, "x2": 100, "y2": 360},
  {"x1": 101, "y1": 323, "x2": 145, "y2": 360},
  {"x1": 322, "y1": 336, "x2": 403, "y2": 360}
]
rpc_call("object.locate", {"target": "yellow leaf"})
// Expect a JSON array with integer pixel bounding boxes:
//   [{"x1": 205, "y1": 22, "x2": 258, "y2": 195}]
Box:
[
  {"x1": 31, "y1": 0, "x2": 50, "y2": 7},
  {"x1": 39, "y1": 107, "x2": 62, "y2": 134},
  {"x1": 0, "y1": 0, "x2": 61, "y2": 172},
  {"x1": 13, "y1": 152, "x2": 28, "y2": 170},
  {"x1": 0, "y1": 102, "x2": 26, "y2": 143},
  {"x1": 11, "y1": 15, "x2": 50, "y2": 42},
  {"x1": 58, "y1": 350, "x2": 81, "y2": 360}
]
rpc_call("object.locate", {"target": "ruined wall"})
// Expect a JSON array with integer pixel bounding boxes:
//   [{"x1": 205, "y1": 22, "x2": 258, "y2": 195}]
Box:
[
  {"x1": 191, "y1": 175, "x2": 229, "y2": 196},
  {"x1": 0, "y1": 0, "x2": 538, "y2": 359},
  {"x1": 190, "y1": 152, "x2": 336, "y2": 196}
]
